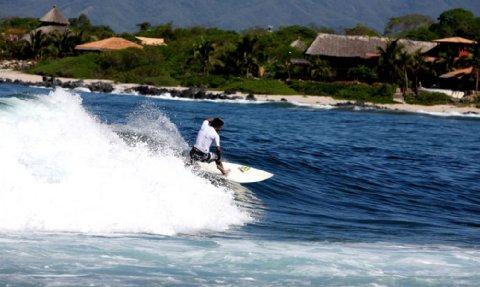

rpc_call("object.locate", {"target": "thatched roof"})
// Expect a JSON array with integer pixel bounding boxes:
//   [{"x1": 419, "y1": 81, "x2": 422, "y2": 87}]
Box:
[
  {"x1": 439, "y1": 67, "x2": 473, "y2": 79},
  {"x1": 290, "y1": 39, "x2": 307, "y2": 52},
  {"x1": 75, "y1": 37, "x2": 143, "y2": 51},
  {"x1": 22, "y1": 25, "x2": 68, "y2": 42},
  {"x1": 40, "y1": 6, "x2": 69, "y2": 26},
  {"x1": 306, "y1": 33, "x2": 437, "y2": 58},
  {"x1": 434, "y1": 37, "x2": 476, "y2": 45},
  {"x1": 135, "y1": 36, "x2": 166, "y2": 46}
]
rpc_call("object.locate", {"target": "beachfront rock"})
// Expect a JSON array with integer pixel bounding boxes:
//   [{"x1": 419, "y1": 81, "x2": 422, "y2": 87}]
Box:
[
  {"x1": 280, "y1": 98, "x2": 288, "y2": 102},
  {"x1": 246, "y1": 93, "x2": 256, "y2": 101},
  {"x1": 132, "y1": 85, "x2": 166, "y2": 95},
  {"x1": 183, "y1": 87, "x2": 207, "y2": 99},
  {"x1": 41, "y1": 76, "x2": 62, "y2": 88},
  {"x1": 169, "y1": 90, "x2": 182, "y2": 98},
  {"x1": 87, "y1": 82, "x2": 114, "y2": 93},
  {"x1": 61, "y1": 80, "x2": 84, "y2": 89}
]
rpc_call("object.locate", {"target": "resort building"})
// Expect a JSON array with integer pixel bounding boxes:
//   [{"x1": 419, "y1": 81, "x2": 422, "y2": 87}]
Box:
[
  {"x1": 305, "y1": 33, "x2": 437, "y2": 79},
  {"x1": 426, "y1": 37, "x2": 478, "y2": 90},
  {"x1": 23, "y1": 5, "x2": 70, "y2": 42},
  {"x1": 75, "y1": 37, "x2": 143, "y2": 52}
]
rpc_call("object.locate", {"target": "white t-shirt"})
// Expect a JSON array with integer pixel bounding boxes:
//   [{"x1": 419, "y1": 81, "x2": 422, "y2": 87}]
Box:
[{"x1": 194, "y1": 120, "x2": 220, "y2": 153}]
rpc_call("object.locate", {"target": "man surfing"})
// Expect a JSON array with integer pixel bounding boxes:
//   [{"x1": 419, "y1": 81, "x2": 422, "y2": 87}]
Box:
[{"x1": 190, "y1": 117, "x2": 230, "y2": 175}]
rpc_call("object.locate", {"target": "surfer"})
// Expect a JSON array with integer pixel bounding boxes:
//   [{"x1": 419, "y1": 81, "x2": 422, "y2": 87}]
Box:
[{"x1": 190, "y1": 118, "x2": 230, "y2": 175}]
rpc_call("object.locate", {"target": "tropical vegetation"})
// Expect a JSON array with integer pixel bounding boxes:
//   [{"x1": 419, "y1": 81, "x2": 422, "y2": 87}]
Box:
[{"x1": 1, "y1": 8, "x2": 480, "y2": 104}]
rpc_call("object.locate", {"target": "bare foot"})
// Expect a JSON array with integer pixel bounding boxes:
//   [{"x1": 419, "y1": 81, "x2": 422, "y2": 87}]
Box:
[{"x1": 222, "y1": 169, "x2": 231, "y2": 176}]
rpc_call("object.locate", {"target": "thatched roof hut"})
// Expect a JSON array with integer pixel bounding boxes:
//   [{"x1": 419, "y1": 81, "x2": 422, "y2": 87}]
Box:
[
  {"x1": 306, "y1": 33, "x2": 437, "y2": 59},
  {"x1": 290, "y1": 39, "x2": 307, "y2": 52},
  {"x1": 22, "y1": 6, "x2": 70, "y2": 42},
  {"x1": 135, "y1": 36, "x2": 166, "y2": 46},
  {"x1": 75, "y1": 37, "x2": 143, "y2": 51},
  {"x1": 39, "y1": 5, "x2": 69, "y2": 26}
]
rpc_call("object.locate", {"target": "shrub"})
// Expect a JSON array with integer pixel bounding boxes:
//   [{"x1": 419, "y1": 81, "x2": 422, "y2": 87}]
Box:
[
  {"x1": 222, "y1": 78, "x2": 297, "y2": 95},
  {"x1": 29, "y1": 53, "x2": 99, "y2": 78},
  {"x1": 179, "y1": 74, "x2": 229, "y2": 89},
  {"x1": 405, "y1": 91, "x2": 453, "y2": 105},
  {"x1": 347, "y1": 65, "x2": 378, "y2": 82},
  {"x1": 289, "y1": 80, "x2": 395, "y2": 103}
]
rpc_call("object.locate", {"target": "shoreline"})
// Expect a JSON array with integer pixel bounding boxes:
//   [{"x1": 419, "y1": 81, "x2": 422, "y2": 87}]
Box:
[{"x1": 1, "y1": 69, "x2": 479, "y2": 117}]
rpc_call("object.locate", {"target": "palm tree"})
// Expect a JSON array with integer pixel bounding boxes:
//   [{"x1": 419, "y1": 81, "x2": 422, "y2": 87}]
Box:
[
  {"x1": 378, "y1": 40, "x2": 403, "y2": 82},
  {"x1": 409, "y1": 50, "x2": 429, "y2": 93},
  {"x1": 235, "y1": 35, "x2": 262, "y2": 77},
  {"x1": 398, "y1": 51, "x2": 412, "y2": 92},
  {"x1": 191, "y1": 37, "x2": 224, "y2": 75},
  {"x1": 27, "y1": 30, "x2": 47, "y2": 59}
]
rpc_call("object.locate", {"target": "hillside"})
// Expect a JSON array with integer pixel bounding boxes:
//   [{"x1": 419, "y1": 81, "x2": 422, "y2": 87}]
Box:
[{"x1": 1, "y1": 0, "x2": 479, "y2": 32}]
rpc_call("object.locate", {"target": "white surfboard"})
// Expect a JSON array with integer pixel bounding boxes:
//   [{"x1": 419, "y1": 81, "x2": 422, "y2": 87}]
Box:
[{"x1": 197, "y1": 162, "x2": 273, "y2": 183}]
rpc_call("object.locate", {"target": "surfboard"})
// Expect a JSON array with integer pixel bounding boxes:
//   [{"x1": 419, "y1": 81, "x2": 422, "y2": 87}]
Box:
[{"x1": 197, "y1": 161, "x2": 273, "y2": 183}]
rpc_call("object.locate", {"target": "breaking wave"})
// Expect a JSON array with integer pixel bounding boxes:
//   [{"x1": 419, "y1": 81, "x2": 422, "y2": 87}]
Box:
[{"x1": 0, "y1": 88, "x2": 250, "y2": 235}]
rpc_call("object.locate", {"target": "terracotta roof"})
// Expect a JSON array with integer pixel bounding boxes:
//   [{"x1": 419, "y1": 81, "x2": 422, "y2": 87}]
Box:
[
  {"x1": 135, "y1": 36, "x2": 166, "y2": 46},
  {"x1": 306, "y1": 33, "x2": 437, "y2": 58},
  {"x1": 75, "y1": 37, "x2": 143, "y2": 51},
  {"x1": 439, "y1": 67, "x2": 473, "y2": 79},
  {"x1": 433, "y1": 37, "x2": 477, "y2": 45},
  {"x1": 40, "y1": 5, "x2": 69, "y2": 26}
]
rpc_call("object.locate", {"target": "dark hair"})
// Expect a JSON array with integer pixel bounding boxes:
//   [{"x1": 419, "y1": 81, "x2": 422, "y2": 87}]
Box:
[{"x1": 210, "y1": 118, "x2": 224, "y2": 128}]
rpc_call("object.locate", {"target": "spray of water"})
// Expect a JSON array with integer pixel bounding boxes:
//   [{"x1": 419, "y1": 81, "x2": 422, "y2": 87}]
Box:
[{"x1": 0, "y1": 88, "x2": 251, "y2": 235}]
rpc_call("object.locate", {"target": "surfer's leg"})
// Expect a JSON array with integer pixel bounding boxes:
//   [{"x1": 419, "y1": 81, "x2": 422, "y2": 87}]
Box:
[{"x1": 210, "y1": 152, "x2": 230, "y2": 176}]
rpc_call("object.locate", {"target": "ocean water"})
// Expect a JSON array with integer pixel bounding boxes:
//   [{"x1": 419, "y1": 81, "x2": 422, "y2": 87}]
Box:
[{"x1": 0, "y1": 84, "x2": 479, "y2": 286}]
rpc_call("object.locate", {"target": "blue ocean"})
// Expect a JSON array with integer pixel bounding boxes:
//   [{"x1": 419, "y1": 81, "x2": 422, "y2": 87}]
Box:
[{"x1": 0, "y1": 84, "x2": 479, "y2": 286}]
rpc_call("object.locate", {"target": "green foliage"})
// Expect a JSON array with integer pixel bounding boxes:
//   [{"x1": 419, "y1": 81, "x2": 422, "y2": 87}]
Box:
[
  {"x1": 30, "y1": 48, "x2": 178, "y2": 86},
  {"x1": 345, "y1": 24, "x2": 380, "y2": 37},
  {"x1": 430, "y1": 8, "x2": 480, "y2": 39},
  {"x1": 223, "y1": 79, "x2": 297, "y2": 95},
  {"x1": 377, "y1": 40, "x2": 405, "y2": 84},
  {"x1": 29, "y1": 53, "x2": 100, "y2": 78},
  {"x1": 289, "y1": 81, "x2": 395, "y2": 103},
  {"x1": 404, "y1": 91, "x2": 453, "y2": 105},
  {"x1": 403, "y1": 26, "x2": 439, "y2": 41},
  {"x1": 0, "y1": 17, "x2": 39, "y2": 32},
  {"x1": 275, "y1": 25, "x2": 317, "y2": 42},
  {"x1": 309, "y1": 58, "x2": 333, "y2": 81},
  {"x1": 384, "y1": 14, "x2": 433, "y2": 36},
  {"x1": 347, "y1": 65, "x2": 378, "y2": 82},
  {"x1": 179, "y1": 74, "x2": 229, "y2": 88},
  {"x1": 69, "y1": 14, "x2": 114, "y2": 41}
]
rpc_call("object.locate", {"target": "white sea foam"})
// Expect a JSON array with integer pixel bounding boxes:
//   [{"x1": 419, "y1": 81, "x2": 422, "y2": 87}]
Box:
[
  {"x1": 73, "y1": 87, "x2": 91, "y2": 93},
  {"x1": 0, "y1": 88, "x2": 250, "y2": 235},
  {"x1": 289, "y1": 101, "x2": 335, "y2": 109},
  {"x1": 146, "y1": 92, "x2": 270, "y2": 104},
  {"x1": 415, "y1": 109, "x2": 480, "y2": 118},
  {"x1": 0, "y1": 235, "x2": 478, "y2": 286}
]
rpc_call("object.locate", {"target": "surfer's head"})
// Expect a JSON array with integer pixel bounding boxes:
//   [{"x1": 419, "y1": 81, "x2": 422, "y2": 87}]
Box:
[{"x1": 210, "y1": 118, "x2": 224, "y2": 131}]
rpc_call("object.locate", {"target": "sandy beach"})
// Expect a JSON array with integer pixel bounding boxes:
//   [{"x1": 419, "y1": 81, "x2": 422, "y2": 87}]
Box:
[{"x1": 1, "y1": 69, "x2": 479, "y2": 116}]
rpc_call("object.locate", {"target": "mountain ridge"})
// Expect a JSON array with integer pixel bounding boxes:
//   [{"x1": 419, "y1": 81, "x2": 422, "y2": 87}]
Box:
[{"x1": 1, "y1": 0, "x2": 479, "y2": 32}]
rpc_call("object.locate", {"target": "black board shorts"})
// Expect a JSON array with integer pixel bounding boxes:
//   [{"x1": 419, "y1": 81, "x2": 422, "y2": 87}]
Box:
[{"x1": 190, "y1": 147, "x2": 221, "y2": 163}]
